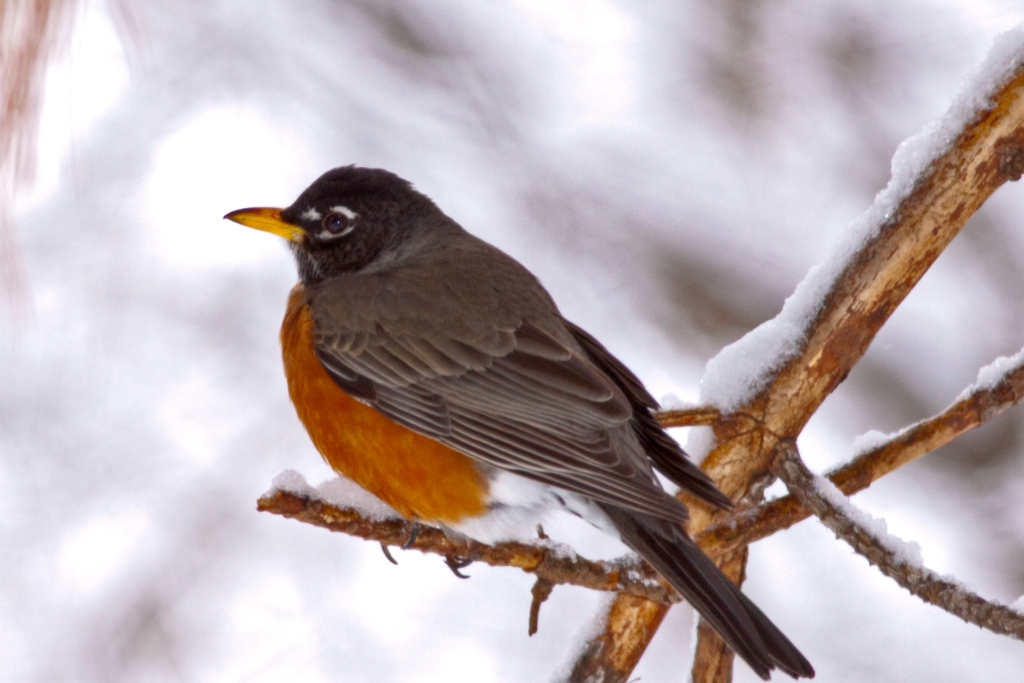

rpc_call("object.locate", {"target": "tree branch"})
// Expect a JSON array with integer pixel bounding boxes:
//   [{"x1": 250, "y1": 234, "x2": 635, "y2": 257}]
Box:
[
  {"x1": 772, "y1": 440, "x2": 1024, "y2": 640},
  {"x1": 577, "y1": 41, "x2": 1024, "y2": 683},
  {"x1": 564, "y1": 593, "x2": 670, "y2": 683}
]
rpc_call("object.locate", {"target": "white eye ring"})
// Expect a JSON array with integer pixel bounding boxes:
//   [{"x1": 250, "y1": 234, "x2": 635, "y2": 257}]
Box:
[{"x1": 321, "y1": 209, "x2": 358, "y2": 237}]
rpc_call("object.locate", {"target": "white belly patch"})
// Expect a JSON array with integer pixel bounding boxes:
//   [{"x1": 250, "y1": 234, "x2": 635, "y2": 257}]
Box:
[{"x1": 447, "y1": 470, "x2": 615, "y2": 544}]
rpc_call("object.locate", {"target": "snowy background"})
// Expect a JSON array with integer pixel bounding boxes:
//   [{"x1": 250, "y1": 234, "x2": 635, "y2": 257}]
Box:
[{"x1": 3, "y1": 1, "x2": 1024, "y2": 681}]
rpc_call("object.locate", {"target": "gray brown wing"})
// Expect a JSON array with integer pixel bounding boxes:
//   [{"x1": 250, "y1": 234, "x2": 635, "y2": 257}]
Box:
[
  {"x1": 563, "y1": 320, "x2": 732, "y2": 509},
  {"x1": 314, "y1": 318, "x2": 691, "y2": 523}
]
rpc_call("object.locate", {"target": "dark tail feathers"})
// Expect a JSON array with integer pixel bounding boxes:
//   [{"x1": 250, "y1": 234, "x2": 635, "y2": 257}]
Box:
[{"x1": 601, "y1": 505, "x2": 814, "y2": 680}]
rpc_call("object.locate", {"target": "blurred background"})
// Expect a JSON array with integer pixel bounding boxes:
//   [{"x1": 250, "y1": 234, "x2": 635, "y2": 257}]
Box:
[{"x1": 2, "y1": 1, "x2": 1024, "y2": 681}]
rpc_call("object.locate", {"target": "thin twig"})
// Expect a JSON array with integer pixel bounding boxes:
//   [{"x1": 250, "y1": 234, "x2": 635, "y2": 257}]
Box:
[
  {"x1": 655, "y1": 406, "x2": 722, "y2": 428},
  {"x1": 528, "y1": 577, "x2": 555, "y2": 636},
  {"x1": 772, "y1": 440, "x2": 1024, "y2": 640}
]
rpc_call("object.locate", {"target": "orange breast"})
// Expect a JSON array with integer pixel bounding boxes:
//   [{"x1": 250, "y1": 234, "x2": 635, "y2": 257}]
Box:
[{"x1": 280, "y1": 284, "x2": 488, "y2": 523}]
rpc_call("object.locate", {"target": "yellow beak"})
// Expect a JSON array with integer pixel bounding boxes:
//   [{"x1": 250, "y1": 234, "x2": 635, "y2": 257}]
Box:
[{"x1": 223, "y1": 207, "x2": 303, "y2": 242}]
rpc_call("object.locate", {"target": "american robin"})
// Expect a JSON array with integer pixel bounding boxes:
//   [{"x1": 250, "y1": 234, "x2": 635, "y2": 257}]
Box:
[{"x1": 225, "y1": 166, "x2": 813, "y2": 680}]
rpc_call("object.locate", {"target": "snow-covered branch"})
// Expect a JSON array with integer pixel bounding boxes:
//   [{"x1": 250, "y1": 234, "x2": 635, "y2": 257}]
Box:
[
  {"x1": 772, "y1": 440, "x2": 1024, "y2": 640},
  {"x1": 578, "y1": 30, "x2": 1024, "y2": 683}
]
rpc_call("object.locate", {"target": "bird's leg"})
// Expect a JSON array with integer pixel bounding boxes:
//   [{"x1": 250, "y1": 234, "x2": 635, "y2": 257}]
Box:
[
  {"x1": 443, "y1": 555, "x2": 473, "y2": 579},
  {"x1": 402, "y1": 519, "x2": 422, "y2": 549}
]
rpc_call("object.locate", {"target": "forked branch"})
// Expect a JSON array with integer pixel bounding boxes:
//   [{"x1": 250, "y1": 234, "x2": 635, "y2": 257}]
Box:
[{"x1": 573, "y1": 35, "x2": 1024, "y2": 683}]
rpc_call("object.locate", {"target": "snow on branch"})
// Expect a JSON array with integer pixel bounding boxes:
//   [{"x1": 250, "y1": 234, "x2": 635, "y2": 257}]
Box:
[
  {"x1": 700, "y1": 32, "x2": 1024, "y2": 488},
  {"x1": 772, "y1": 440, "x2": 1024, "y2": 641},
  {"x1": 699, "y1": 29, "x2": 1024, "y2": 422}
]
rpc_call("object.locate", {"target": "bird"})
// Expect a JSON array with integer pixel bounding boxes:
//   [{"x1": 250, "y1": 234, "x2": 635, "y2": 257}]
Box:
[{"x1": 225, "y1": 166, "x2": 814, "y2": 680}]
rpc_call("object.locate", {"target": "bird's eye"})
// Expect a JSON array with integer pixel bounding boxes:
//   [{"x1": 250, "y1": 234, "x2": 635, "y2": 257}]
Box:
[{"x1": 321, "y1": 211, "x2": 357, "y2": 236}]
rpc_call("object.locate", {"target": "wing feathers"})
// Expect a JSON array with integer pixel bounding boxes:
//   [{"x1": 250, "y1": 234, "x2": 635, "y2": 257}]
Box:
[
  {"x1": 498, "y1": 350, "x2": 617, "y2": 402},
  {"x1": 313, "y1": 314, "x2": 679, "y2": 519},
  {"x1": 511, "y1": 319, "x2": 573, "y2": 360},
  {"x1": 446, "y1": 413, "x2": 689, "y2": 521},
  {"x1": 392, "y1": 336, "x2": 468, "y2": 375},
  {"x1": 421, "y1": 335, "x2": 495, "y2": 371},
  {"x1": 374, "y1": 385, "x2": 452, "y2": 437},
  {"x1": 564, "y1": 319, "x2": 734, "y2": 510}
]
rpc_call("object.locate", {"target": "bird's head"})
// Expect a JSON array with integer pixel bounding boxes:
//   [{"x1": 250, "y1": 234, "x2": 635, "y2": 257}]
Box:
[{"x1": 225, "y1": 166, "x2": 445, "y2": 283}]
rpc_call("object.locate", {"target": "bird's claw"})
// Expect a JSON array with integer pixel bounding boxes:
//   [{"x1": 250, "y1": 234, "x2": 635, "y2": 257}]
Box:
[
  {"x1": 444, "y1": 555, "x2": 472, "y2": 579},
  {"x1": 380, "y1": 543, "x2": 398, "y2": 565}
]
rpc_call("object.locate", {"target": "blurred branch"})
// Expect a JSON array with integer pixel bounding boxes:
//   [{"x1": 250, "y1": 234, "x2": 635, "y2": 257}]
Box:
[
  {"x1": 576, "y1": 44, "x2": 1024, "y2": 683},
  {"x1": 256, "y1": 489, "x2": 678, "y2": 606},
  {"x1": 0, "y1": 0, "x2": 77, "y2": 314},
  {"x1": 695, "y1": 348, "x2": 1024, "y2": 559},
  {"x1": 0, "y1": 0, "x2": 73, "y2": 184},
  {"x1": 772, "y1": 440, "x2": 1024, "y2": 640}
]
